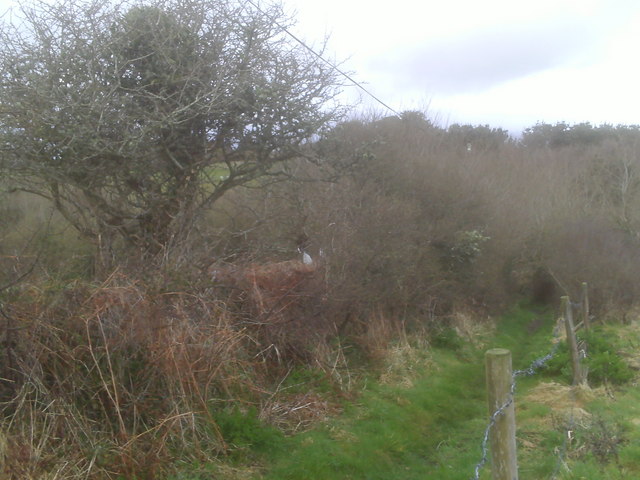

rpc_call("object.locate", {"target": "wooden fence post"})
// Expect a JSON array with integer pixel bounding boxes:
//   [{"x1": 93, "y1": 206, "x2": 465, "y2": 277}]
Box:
[
  {"x1": 581, "y1": 282, "x2": 590, "y2": 330},
  {"x1": 561, "y1": 296, "x2": 585, "y2": 385},
  {"x1": 485, "y1": 348, "x2": 518, "y2": 480}
]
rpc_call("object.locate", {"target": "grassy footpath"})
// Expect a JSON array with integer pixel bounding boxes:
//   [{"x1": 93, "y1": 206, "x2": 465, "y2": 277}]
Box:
[
  {"x1": 262, "y1": 351, "x2": 485, "y2": 480},
  {"x1": 256, "y1": 306, "x2": 560, "y2": 480},
  {"x1": 174, "y1": 305, "x2": 640, "y2": 480}
]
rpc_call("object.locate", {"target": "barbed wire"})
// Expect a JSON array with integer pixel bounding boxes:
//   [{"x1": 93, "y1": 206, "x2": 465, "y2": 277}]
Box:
[
  {"x1": 471, "y1": 288, "x2": 594, "y2": 480},
  {"x1": 472, "y1": 384, "x2": 515, "y2": 480},
  {"x1": 471, "y1": 341, "x2": 561, "y2": 480},
  {"x1": 242, "y1": 0, "x2": 402, "y2": 118},
  {"x1": 514, "y1": 343, "x2": 561, "y2": 378}
]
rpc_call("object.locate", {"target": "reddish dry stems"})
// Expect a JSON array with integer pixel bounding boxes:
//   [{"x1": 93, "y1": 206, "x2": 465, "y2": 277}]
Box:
[
  {"x1": 0, "y1": 259, "x2": 345, "y2": 478},
  {"x1": 207, "y1": 258, "x2": 333, "y2": 362},
  {"x1": 0, "y1": 272, "x2": 282, "y2": 477}
]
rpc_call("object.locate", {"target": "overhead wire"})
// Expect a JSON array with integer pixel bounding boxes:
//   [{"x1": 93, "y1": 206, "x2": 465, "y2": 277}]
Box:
[{"x1": 242, "y1": 0, "x2": 402, "y2": 118}]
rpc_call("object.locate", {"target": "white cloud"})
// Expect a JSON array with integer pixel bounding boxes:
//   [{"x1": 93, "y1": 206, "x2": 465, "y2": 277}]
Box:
[
  {"x1": 283, "y1": 0, "x2": 640, "y2": 131},
  {"x1": 1, "y1": 0, "x2": 637, "y2": 132},
  {"x1": 370, "y1": 19, "x2": 597, "y2": 95}
]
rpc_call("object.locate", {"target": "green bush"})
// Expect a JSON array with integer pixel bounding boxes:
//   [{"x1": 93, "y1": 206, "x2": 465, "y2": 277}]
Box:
[
  {"x1": 215, "y1": 406, "x2": 284, "y2": 457},
  {"x1": 581, "y1": 329, "x2": 634, "y2": 385},
  {"x1": 544, "y1": 327, "x2": 633, "y2": 385},
  {"x1": 431, "y1": 327, "x2": 464, "y2": 351},
  {"x1": 281, "y1": 367, "x2": 332, "y2": 395}
]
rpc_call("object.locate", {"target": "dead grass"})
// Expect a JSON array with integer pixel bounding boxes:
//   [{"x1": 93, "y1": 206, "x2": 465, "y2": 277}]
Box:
[
  {"x1": 0, "y1": 270, "x2": 266, "y2": 478},
  {"x1": 260, "y1": 392, "x2": 340, "y2": 434},
  {"x1": 450, "y1": 309, "x2": 495, "y2": 347},
  {"x1": 524, "y1": 382, "x2": 605, "y2": 428},
  {"x1": 378, "y1": 342, "x2": 432, "y2": 388},
  {"x1": 0, "y1": 261, "x2": 368, "y2": 478}
]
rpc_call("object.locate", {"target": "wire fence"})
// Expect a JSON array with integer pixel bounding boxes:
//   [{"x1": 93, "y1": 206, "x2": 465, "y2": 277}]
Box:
[
  {"x1": 471, "y1": 342, "x2": 561, "y2": 480},
  {"x1": 471, "y1": 287, "x2": 591, "y2": 480}
]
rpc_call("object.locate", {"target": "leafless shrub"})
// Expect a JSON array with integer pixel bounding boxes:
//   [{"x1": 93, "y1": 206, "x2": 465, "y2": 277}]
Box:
[{"x1": 207, "y1": 258, "x2": 333, "y2": 363}]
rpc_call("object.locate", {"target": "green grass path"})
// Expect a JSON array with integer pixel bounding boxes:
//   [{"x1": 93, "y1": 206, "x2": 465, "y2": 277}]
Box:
[{"x1": 259, "y1": 307, "x2": 555, "y2": 480}]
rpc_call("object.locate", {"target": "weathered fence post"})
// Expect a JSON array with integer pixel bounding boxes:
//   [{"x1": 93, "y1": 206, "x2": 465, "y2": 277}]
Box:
[
  {"x1": 561, "y1": 296, "x2": 585, "y2": 385},
  {"x1": 485, "y1": 348, "x2": 518, "y2": 480},
  {"x1": 581, "y1": 282, "x2": 590, "y2": 331}
]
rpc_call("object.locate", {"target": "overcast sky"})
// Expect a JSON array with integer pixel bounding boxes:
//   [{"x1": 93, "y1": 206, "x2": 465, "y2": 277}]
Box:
[
  {"x1": 1, "y1": 0, "x2": 638, "y2": 134},
  {"x1": 281, "y1": 0, "x2": 640, "y2": 133}
]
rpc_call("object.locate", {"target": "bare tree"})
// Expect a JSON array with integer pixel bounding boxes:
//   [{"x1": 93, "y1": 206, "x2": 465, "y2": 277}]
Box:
[{"x1": 0, "y1": 0, "x2": 344, "y2": 258}]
